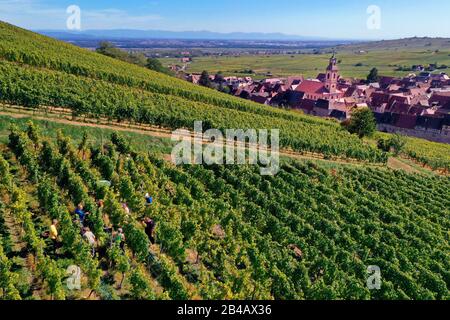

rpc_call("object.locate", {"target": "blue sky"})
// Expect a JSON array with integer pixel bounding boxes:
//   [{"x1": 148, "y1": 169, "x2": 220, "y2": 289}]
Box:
[{"x1": 1, "y1": 0, "x2": 450, "y2": 39}]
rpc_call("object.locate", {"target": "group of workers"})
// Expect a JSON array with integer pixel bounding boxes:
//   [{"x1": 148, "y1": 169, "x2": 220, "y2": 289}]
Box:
[{"x1": 47, "y1": 192, "x2": 156, "y2": 257}]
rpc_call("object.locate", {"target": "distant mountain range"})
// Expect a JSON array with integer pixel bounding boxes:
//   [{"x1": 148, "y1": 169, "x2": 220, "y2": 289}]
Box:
[{"x1": 36, "y1": 29, "x2": 334, "y2": 41}]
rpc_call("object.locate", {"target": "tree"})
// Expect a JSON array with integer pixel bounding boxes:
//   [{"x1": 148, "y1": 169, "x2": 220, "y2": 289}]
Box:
[
  {"x1": 389, "y1": 134, "x2": 407, "y2": 156},
  {"x1": 146, "y1": 58, "x2": 173, "y2": 76},
  {"x1": 377, "y1": 134, "x2": 406, "y2": 156},
  {"x1": 377, "y1": 138, "x2": 391, "y2": 152},
  {"x1": 97, "y1": 42, "x2": 147, "y2": 67},
  {"x1": 367, "y1": 67, "x2": 380, "y2": 83},
  {"x1": 345, "y1": 108, "x2": 377, "y2": 138},
  {"x1": 199, "y1": 71, "x2": 212, "y2": 88},
  {"x1": 214, "y1": 72, "x2": 225, "y2": 83}
]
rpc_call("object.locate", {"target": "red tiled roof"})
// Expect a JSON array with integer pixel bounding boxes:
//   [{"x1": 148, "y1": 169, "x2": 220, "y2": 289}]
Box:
[
  {"x1": 389, "y1": 102, "x2": 411, "y2": 114},
  {"x1": 344, "y1": 86, "x2": 357, "y2": 98},
  {"x1": 295, "y1": 80, "x2": 326, "y2": 94},
  {"x1": 379, "y1": 76, "x2": 396, "y2": 87},
  {"x1": 388, "y1": 95, "x2": 410, "y2": 106},
  {"x1": 370, "y1": 92, "x2": 390, "y2": 107},
  {"x1": 287, "y1": 76, "x2": 304, "y2": 87}
]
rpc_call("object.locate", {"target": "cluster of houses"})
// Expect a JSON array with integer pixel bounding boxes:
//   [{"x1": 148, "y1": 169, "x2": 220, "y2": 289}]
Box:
[{"x1": 185, "y1": 55, "x2": 450, "y2": 143}]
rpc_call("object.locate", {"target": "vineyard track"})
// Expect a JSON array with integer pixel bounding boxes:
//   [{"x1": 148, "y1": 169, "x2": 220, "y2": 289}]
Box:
[
  {"x1": 0, "y1": 106, "x2": 433, "y2": 175},
  {"x1": 387, "y1": 157, "x2": 422, "y2": 175}
]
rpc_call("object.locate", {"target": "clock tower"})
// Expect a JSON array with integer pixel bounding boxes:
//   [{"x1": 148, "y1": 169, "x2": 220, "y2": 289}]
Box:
[{"x1": 325, "y1": 53, "x2": 339, "y2": 94}]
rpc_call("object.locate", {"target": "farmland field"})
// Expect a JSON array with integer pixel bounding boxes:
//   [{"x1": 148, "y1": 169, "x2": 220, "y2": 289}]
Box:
[{"x1": 160, "y1": 49, "x2": 450, "y2": 79}]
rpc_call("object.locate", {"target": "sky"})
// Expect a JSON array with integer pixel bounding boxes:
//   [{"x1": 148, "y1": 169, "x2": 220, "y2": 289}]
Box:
[{"x1": 1, "y1": 0, "x2": 450, "y2": 40}]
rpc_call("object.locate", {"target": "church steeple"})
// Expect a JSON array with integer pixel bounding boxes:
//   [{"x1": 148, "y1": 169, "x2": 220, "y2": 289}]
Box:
[{"x1": 325, "y1": 53, "x2": 339, "y2": 94}]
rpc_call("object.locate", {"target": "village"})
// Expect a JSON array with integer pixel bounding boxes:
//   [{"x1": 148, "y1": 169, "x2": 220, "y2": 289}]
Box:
[{"x1": 180, "y1": 55, "x2": 450, "y2": 143}]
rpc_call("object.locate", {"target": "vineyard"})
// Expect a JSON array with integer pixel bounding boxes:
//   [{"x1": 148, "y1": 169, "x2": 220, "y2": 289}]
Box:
[
  {"x1": 1, "y1": 21, "x2": 449, "y2": 171},
  {"x1": 374, "y1": 132, "x2": 450, "y2": 172},
  {"x1": 0, "y1": 21, "x2": 390, "y2": 164},
  {"x1": 0, "y1": 121, "x2": 448, "y2": 300}
]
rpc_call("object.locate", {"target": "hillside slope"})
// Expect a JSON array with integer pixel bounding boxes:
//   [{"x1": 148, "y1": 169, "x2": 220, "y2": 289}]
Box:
[
  {"x1": 0, "y1": 121, "x2": 448, "y2": 300},
  {"x1": 0, "y1": 21, "x2": 385, "y2": 163},
  {"x1": 336, "y1": 37, "x2": 450, "y2": 52}
]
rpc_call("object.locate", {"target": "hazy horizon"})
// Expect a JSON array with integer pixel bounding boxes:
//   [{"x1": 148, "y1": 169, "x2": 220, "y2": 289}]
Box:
[{"x1": 2, "y1": 0, "x2": 450, "y2": 40}]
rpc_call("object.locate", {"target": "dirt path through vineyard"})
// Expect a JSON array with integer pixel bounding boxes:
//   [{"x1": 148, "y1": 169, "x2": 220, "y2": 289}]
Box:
[{"x1": 0, "y1": 109, "x2": 432, "y2": 175}]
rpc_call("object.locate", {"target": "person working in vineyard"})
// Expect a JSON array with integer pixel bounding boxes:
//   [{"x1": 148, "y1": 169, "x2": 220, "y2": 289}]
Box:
[
  {"x1": 113, "y1": 228, "x2": 126, "y2": 252},
  {"x1": 97, "y1": 200, "x2": 104, "y2": 209},
  {"x1": 144, "y1": 193, "x2": 153, "y2": 205},
  {"x1": 49, "y1": 219, "x2": 59, "y2": 254},
  {"x1": 74, "y1": 204, "x2": 90, "y2": 226},
  {"x1": 82, "y1": 227, "x2": 97, "y2": 257},
  {"x1": 122, "y1": 203, "x2": 130, "y2": 215},
  {"x1": 142, "y1": 217, "x2": 156, "y2": 245}
]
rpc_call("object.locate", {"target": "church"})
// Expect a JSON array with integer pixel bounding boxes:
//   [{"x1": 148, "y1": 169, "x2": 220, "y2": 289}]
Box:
[{"x1": 295, "y1": 54, "x2": 345, "y2": 101}]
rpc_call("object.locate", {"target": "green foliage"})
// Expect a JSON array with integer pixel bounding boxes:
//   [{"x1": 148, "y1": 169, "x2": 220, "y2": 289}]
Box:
[
  {"x1": 389, "y1": 134, "x2": 407, "y2": 156},
  {"x1": 367, "y1": 67, "x2": 380, "y2": 83},
  {"x1": 158, "y1": 221, "x2": 186, "y2": 263},
  {"x1": 1, "y1": 120, "x2": 449, "y2": 301},
  {"x1": 129, "y1": 266, "x2": 155, "y2": 300},
  {"x1": 26, "y1": 120, "x2": 41, "y2": 147},
  {"x1": 199, "y1": 70, "x2": 213, "y2": 88},
  {"x1": 123, "y1": 223, "x2": 150, "y2": 262},
  {"x1": 0, "y1": 237, "x2": 21, "y2": 300},
  {"x1": 107, "y1": 244, "x2": 130, "y2": 280},
  {"x1": 147, "y1": 58, "x2": 173, "y2": 76},
  {"x1": 38, "y1": 257, "x2": 65, "y2": 300},
  {"x1": 378, "y1": 135, "x2": 406, "y2": 156},
  {"x1": 96, "y1": 41, "x2": 148, "y2": 67},
  {"x1": 119, "y1": 175, "x2": 141, "y2": 212},
  {"x1": 345, "y1": 108, "x2": 377, "y2": 138},
  {"x1": 0, "y1": 154, "x2": 12, "y2": 189}
]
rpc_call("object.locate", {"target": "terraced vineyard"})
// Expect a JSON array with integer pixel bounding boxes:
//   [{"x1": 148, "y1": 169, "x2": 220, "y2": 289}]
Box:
[
  {"x1": 1, "y1": 122, "x2": 448, "y2": 300},
  {"x1": 402, "y1": 137, "x2": 450, "y2": 172},
  {"x1": 0, "y1": 21, "x2": 387, "y2": 163},
  {"x1": 374, "y1": 132, "x2": 450, "y2": 172}
]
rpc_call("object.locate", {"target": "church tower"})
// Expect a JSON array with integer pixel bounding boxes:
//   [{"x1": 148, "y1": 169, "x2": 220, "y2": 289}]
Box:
[{"x1": 325, "y1": 53, "x2": 339, "y2": 94}]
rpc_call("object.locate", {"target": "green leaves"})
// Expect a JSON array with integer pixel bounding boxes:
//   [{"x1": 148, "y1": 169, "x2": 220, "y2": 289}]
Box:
[
  {"x1": 0, "y1": 237, "x2": 21, "y2": 300},
  {"x1": 1, "y1": 120, "x2": 448, "y2": 300},
  {"x1": 0, "y1": 56, "x2": 385, "y2": 163}
]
